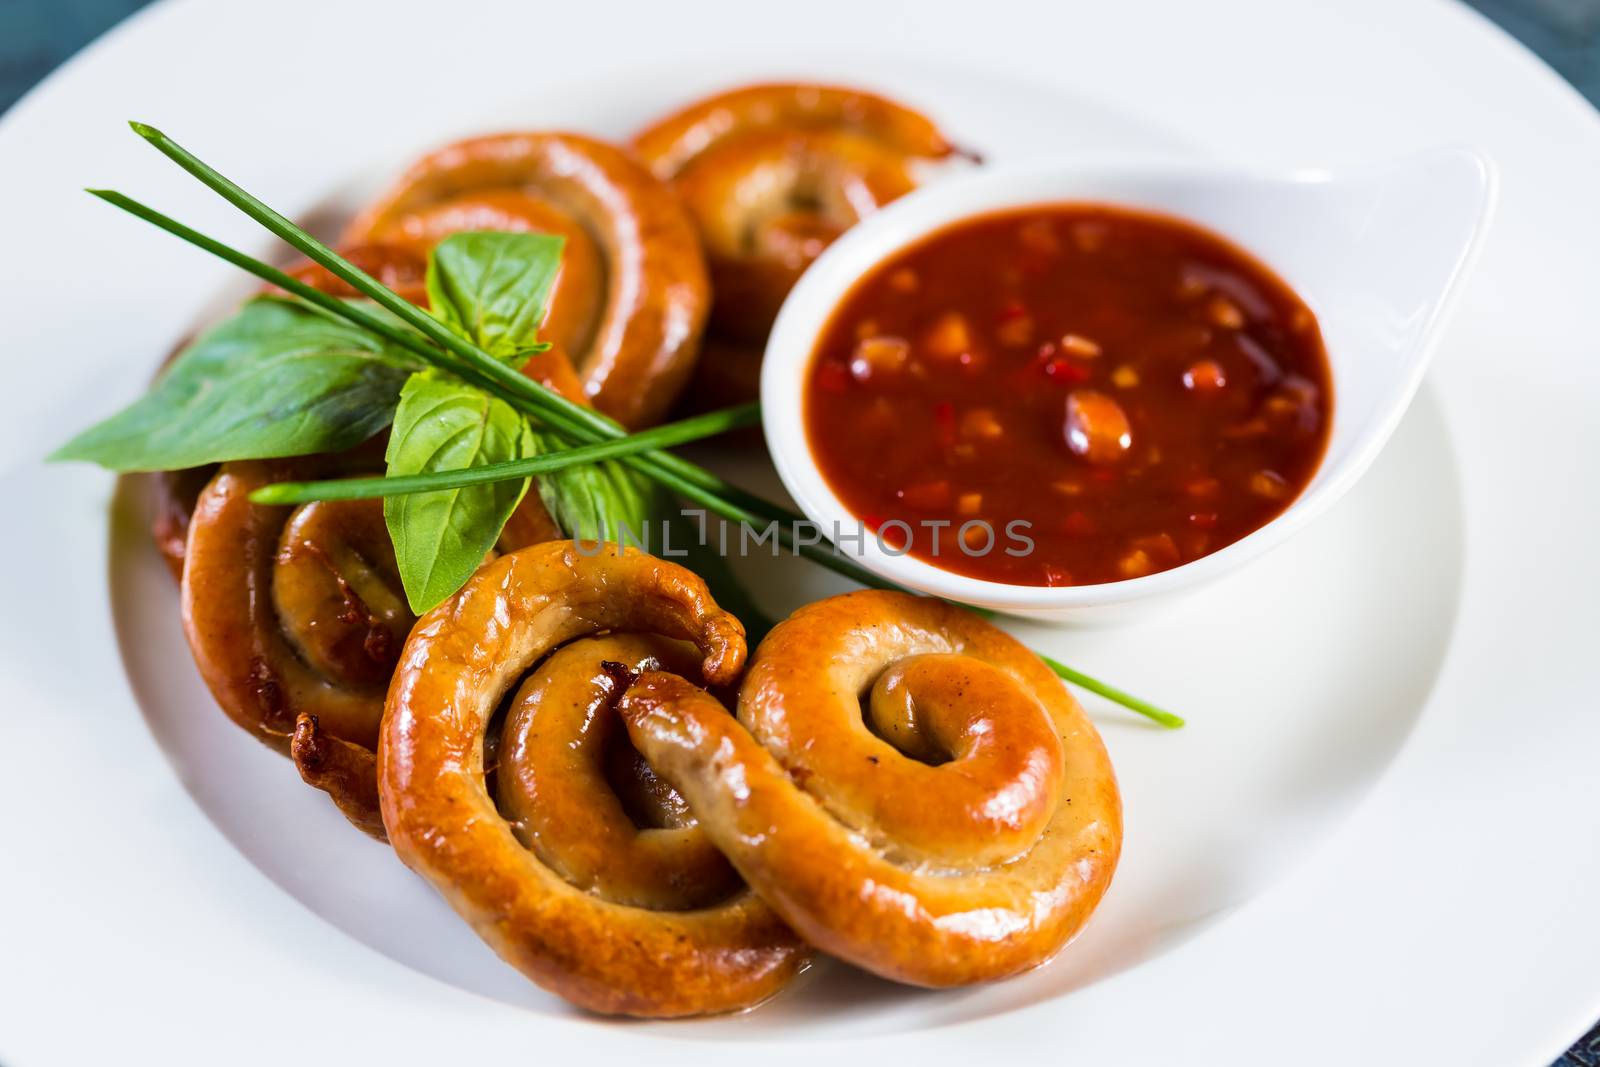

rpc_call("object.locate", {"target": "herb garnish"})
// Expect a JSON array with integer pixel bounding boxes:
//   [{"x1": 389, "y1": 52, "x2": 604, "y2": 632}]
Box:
[
  {"x1": 54, "y1": 121, "x2": 1184, "y2": 728},
  {"x1": 53, "y1": 296, "x2": 422, "y2": 471}
]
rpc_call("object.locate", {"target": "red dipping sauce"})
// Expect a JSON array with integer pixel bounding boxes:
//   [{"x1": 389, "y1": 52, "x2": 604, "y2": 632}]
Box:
[{"x1": 804, "y1": 204, "x2": 1333, "y2": 587}]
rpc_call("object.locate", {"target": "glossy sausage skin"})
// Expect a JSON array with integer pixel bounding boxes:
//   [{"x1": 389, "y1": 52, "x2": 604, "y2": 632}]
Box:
[
  {"x1": 182, "y1": 453, "x2": 403, "y2": 754},
  {"x1": 495, "y1": 634, "x2": 743, "y2": 911},
  {"x1": 632, "y1": 83, "x2": 957, "y2": 185},
  {"x1": 151, "y1": 465, "x2": 215, "y2": 579},
  {"x1": 180, "y1": 451, "x2": 562, "y2": 839},
  {"x1": 277, "y1": 242, "x2": 430, "y2": 306},
  {"x1": 344, "y1": 132, "x2": 710, "y2": 429},
  {"x1": 291, "y1": 714, "x2": 387, "y2": 840},
  {"x1": 379, "y1": 542, "x2": 807, "y2": 1017},
  {"x1": 633, "y1": 84, "x2": 960, "y2": 403},
  {"x1": 617, "y1": 590, "x2": 1121, "y2": 987}
]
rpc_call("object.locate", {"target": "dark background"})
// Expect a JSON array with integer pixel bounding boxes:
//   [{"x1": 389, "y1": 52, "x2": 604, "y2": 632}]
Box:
[{"x1": 3, "y1": 0, "x2": 1596, "y2": 1063}]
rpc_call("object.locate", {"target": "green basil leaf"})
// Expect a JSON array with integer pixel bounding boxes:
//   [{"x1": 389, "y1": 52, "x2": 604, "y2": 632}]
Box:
[
  {"x1": 425, "y1": 232, "x2": 565, "y2": 363},
  {"x1": 530, "y1": 428, "x2": 665, "y2": 542},
  {"x1": 384, "y1": 371, "x2": 533, "y2": 613},
  {"x1": 51, "y1": 296, "x2": 421, "y2": 471}
]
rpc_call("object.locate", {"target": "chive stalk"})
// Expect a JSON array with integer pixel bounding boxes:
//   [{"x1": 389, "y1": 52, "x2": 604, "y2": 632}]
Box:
[{"x1": 249, "y1": 403, "x2": 762, "y2": 504}]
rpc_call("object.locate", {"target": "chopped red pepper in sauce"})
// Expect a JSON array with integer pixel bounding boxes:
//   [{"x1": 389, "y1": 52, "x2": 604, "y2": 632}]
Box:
[{"x1": 804, "y1": 204, "x2": 1333, "y2": 586}]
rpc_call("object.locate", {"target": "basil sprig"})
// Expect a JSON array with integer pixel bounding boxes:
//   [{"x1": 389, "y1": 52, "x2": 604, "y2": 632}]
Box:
[
  {"x1": 51, "y1": 296, "x2": 421, "y2": 471},
  {"x1": 58, "y1": 230, "x2": 665, "y2": 613},
  {"x1": 529, "y1": 429, "x2": 666, "y2": 543},
  {"x1": 388, "y1": 232, "x2": 664, "y2": 608},
  {"x1": 425, "y1": 231, "x2": 562, "y2": 364},
  {"x1": 378, "y1": 232, "x2": 559, "y2": 611}
]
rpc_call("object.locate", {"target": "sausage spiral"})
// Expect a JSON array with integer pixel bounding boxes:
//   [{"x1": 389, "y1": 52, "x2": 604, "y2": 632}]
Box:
[
  {"x1": 180, "y1": 451, "x2": 562, "y2": 838},
  {"x1": 344, "y1": 132, "x2": 710, "y2": 429},
  {"x1": 494, "y1": 634, "x2": 745, "y2": 912},
  {"x1": 632, "y1": 84, "x2": 961, "y2": 402},
  {"x1": 617, "y1": 590, "x2": 1121, "y2": 987},
  {"x1": 378, "y1": 542, "x2": 807, "y2": 1017}
]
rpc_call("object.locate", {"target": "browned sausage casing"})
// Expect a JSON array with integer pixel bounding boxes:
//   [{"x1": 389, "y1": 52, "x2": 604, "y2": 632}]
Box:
[
  {"x1": 180, "y1": 449, "x2": 563, "y2": 839},
  {"x1": 379, "y1": 542, "x2": 807, "y2": 1017},
  {"x1": 344, "y1": 132, "x2": 710, "y2": 429},
  {"x1": 617, "y1": 590, "x2": 1121, "y2": 986},
  {"x1": 277, "y1": 242, "x2": 430, "y2": 306},
  {"x1": 632, "y1": 83, "x2": 960, "y2": 404}
]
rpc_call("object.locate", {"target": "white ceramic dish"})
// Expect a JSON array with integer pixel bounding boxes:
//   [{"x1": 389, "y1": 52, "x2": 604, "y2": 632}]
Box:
[
  {"x1": 4, "y1": 1, "x2": 1600, "y2": 1066},
  {"x1": 763, "y1": 152, "x2": 1495, "y2": 621}
]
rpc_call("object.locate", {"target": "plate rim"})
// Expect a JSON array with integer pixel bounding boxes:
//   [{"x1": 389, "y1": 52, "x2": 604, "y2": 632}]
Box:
[{"x1": 3, "y1": 0, "x2": 1599, "y2": 1063}]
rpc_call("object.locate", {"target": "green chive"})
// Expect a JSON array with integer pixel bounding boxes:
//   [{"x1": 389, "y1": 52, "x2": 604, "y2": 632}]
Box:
[{"x1": 249, "y1": 403, "x2": 762, "y2": 504}]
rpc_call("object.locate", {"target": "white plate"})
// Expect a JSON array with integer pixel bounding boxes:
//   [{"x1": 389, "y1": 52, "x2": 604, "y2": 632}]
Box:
[{"x1": 2, "y1": 0, "x2": 1598, "y2": 1064}]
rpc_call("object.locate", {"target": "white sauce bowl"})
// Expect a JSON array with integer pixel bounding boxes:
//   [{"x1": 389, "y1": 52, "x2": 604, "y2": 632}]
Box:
[{"x1": 760, "y1": 150, "x2": 1495, "y2": 623}]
